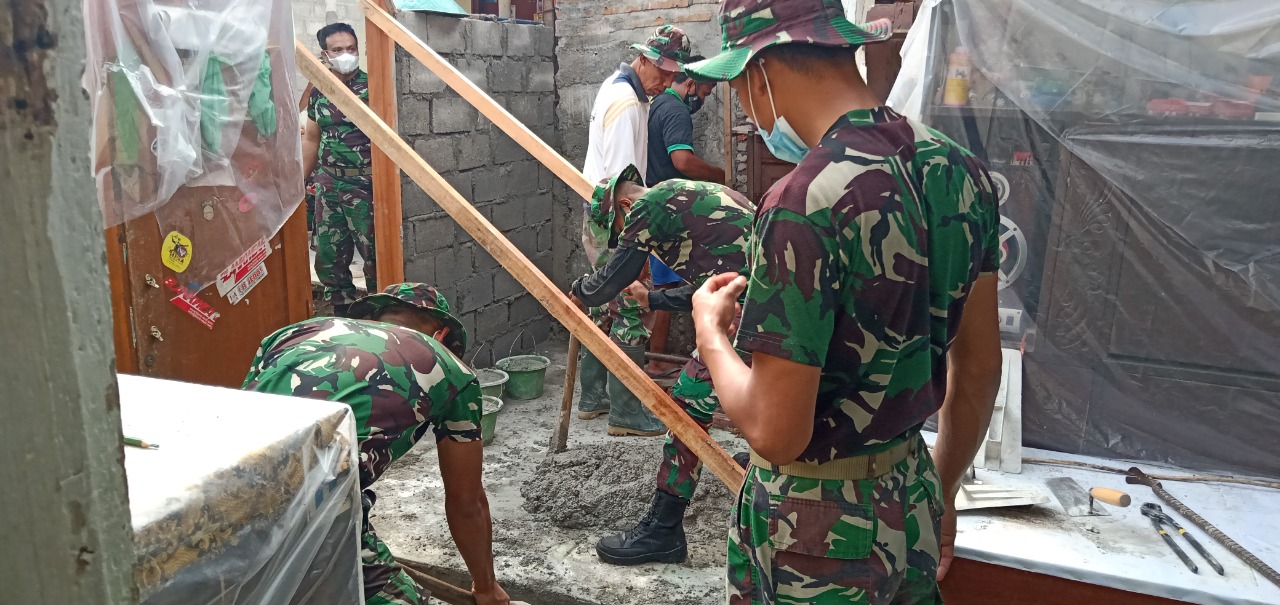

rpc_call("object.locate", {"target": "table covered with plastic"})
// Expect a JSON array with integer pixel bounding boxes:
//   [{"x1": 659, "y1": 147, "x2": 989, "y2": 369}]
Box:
[{"x1": 119, "y1": 374, "x2": 362, "y2": 604}]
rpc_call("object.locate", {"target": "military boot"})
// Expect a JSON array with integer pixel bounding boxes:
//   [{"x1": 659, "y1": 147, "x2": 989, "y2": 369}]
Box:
[
  {"x1": 577, "y1": 347, "x2": 610, "y2": 419},
  {"x1": 596, "y1": 490, "x2": 689, "y2": 565},
  {"x1": 607, "y1": 340, "x2": 665, "y2": 436}
]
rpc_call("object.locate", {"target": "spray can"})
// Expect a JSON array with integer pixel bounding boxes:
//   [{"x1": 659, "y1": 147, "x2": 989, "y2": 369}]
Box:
[{"x1": 943, "y1": 47, "x2": 971, "y2": 107}]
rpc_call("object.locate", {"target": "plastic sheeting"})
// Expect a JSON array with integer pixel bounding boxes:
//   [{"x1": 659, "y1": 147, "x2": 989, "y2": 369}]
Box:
[
  {"x1": 84, "y1": 0, "x2": 304, "y2": 290},
  {"x1": 120, "y1": 374, "x2": 363, "y2": 605},
  {"x1": 891, "y1": 0, "x2": 1280, "y2": 478}
]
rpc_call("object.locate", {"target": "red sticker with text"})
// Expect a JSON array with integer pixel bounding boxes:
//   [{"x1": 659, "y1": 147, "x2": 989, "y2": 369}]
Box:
[{"x1": 164, "y1": 278, "x2": 221, "y2": 329}]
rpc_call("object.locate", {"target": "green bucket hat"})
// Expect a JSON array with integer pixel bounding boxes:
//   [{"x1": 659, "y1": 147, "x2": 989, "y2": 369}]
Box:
[
  {"x1": 348, "y1": 283, "x2": 468, "y2": 356},
  {"x1": 631, "y1": 25, "x2": 692, "y2": 72},
  {"x1": 684, "y1": 0, "x2": 892, "y2": 82},
  {"x1": 588, "y1": 165, "x2": 644, "y2": 227}
]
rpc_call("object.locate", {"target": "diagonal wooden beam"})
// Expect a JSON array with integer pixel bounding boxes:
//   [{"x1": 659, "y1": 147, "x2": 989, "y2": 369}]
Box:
[
  {"x1": 295, "y1": 41, "x2": 745, "y2": 492},
  {"x1": 359, "y1": 0, "x2": 594, "y2": 200}
]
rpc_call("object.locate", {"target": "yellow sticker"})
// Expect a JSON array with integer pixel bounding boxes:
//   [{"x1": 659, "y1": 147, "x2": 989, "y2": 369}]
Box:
[{"x1": 161, "y1": 231, "x2": 193, "y2": 273}]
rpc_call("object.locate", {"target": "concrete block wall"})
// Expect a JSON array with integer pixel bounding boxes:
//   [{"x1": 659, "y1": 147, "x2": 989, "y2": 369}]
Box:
[
  {"x1": 396, "y1": 12, "x2": 562, "y2": 366},
  {"x1": 291, "y1": 0, "x2": 366, "y2": 99}
]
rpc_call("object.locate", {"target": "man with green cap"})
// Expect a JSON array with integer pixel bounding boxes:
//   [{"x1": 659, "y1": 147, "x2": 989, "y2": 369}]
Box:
[
  {"x1": 568, "y1": 165, "x2": 754, "y2": 563},
  {"x1": 683, "y1": 0, "x2": 1004, "y2": 602},
  {"x1": 576, "y1": 25, "x2": 691, "y2": 430},
  {"x1": 242, "y1": 283, "x2": 512, "y2": 605}
]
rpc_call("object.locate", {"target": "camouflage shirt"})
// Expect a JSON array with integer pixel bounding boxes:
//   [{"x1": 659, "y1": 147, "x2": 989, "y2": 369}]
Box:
[
  {"x1": 621, "y1": 180, "x2": 756, "y2": 287},
  {"x1": 242, "y1": 317, "x2": 482, "y2": 488},
  {"x1": 308, "y1": 70, "x2": 372, "y2": 170},
  {"x1": 735, "y1": 107, "x2": 999, "y2": 463}
]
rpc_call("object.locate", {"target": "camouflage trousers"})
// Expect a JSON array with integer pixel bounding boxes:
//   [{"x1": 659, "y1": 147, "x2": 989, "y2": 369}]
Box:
[
  {"x1": 726, "y1": 434, "x2": 944, "y2": 605},
  {"x1": 582, "y1": 214, "x2": 650, "y2": 345},
  {"x1": 362, "y1": 491, "x2": 427, "y2": 605},
  {"x1": 315, "y1": 169, "x2": 377, "y2": 307},
  {"x1": 656, "y1": 344, "x2": 749, "y2": 500}
]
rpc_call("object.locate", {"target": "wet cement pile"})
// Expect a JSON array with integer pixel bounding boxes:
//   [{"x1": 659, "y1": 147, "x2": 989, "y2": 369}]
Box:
[{"x1": 521, "y1": 440, "x2": 738, "y2": 569}]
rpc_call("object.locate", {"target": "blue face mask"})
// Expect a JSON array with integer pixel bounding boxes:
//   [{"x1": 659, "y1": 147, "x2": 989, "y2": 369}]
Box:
[{"x1": 747, "y1": 60, "x2": 810, "y2": 165}]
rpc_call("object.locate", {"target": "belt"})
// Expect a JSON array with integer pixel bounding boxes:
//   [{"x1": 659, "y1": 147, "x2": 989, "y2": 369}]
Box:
[
  {"x1": 749, "y1": 435, "x2": 917, "y2": 480},
  {"x1": 322, "y1": 164, "x2": 373, "y2": 177}
]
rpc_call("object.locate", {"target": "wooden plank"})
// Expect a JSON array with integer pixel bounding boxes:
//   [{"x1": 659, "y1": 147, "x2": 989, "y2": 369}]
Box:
[
  {"x1": 296, "y1": 40, "x2": 745, "y2": 492},
  {"x1": 104, "y1": 224, "x2": 138, "y2": 374},
  {"x1": 280, "y1": 204, "x2": 315, "y2": 321},
  {"x1": 367, "y1": 11, "x2": 405, "y2": 288},
  {"x1": 359, "y1": 0, "x2": 594, "y2": 200},
  {"x1": 941, "y1": 558, "x2": 1186, "y2": 605},
  {"x1": 395, "y1": 558, "x2": 476, "y2": 605},
  {"x1": 549, "y1": 336, "x2": 580, "y2": 454},
  {"x1": 722, "y1": 82, "x2": 733, "y2": 185}
]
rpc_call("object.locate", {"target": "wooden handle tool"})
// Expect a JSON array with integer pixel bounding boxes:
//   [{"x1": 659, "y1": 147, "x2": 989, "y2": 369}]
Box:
[{"x1": 1089, "y1": 487, "x2": 1132, "y2": 508}]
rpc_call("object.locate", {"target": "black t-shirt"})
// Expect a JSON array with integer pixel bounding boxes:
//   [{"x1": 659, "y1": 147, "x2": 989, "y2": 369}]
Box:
[{"x1": 645, "y1": 89, "x2": 695, "y2": 186}]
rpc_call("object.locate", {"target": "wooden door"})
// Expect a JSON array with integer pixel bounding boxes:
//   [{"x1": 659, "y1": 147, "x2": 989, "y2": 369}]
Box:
[{"x1": 107, "y1": 206, "x2": 312, "y2": 388}]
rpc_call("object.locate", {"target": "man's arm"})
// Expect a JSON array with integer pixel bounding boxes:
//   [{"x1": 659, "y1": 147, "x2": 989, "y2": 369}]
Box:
[
  {"x1": 570, "y1": 244, "x2": 649, "y2": 307},
  {"x1": 302, "y1": 118, "x2": 321, "y2": 181},
  {"x1": 693, "y1": 274, "x2": 821, "y2": 464},
  {"x1": 437, "y1": 439, "x2": 509, "y2": 605},
  {"x1": 671, "y1": 149, "x2": 726, "y2": 184},
  {"x1": 931, "y1": 275, "x2": 1001, "y2": 581}
]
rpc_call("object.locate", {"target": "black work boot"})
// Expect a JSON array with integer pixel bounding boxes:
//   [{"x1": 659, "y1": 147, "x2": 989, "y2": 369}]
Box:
[{"x1": 595, "y1": 490, "x2": 689, "y2": 565}]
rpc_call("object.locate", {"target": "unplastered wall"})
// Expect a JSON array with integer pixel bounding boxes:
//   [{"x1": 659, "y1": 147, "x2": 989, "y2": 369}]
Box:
[
  {"x1": 550, "y1": 0, "x2": 727, "y2": 288},
  {"x1": 291, "y1": 0, "x2": 366, "y2": 99},
  {"x1": 396, "y1": 13, "x2": 561, "y2": 366}
]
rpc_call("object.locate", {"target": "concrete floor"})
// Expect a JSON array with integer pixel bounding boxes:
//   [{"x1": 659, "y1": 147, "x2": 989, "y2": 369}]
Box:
[{"x1": 371, "y1": 336, "x2": 746, "y2": 605}]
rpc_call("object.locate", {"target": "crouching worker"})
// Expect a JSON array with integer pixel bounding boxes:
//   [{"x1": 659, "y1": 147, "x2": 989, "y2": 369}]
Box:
[
  {"x1": 243, "y1": 283, "x2": 512, "y2": 605},
  {"x1": 570, "y1": 166, "x2": 756, "y2": 565}
]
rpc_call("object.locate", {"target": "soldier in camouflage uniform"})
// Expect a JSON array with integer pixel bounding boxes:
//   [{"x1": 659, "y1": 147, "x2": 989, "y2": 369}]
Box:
[
  {"x1": 304, "y1": 23, "x2": 376, "y2": 317},
  {"x1": 571, "y1": 165, "x2": 757, "y2": 564},
  {"x1": 684, "y1": 1, "x2": 1005, "y2": 603},
  {"x1": 243, "y1": 284, "x2": 512, "y2": 605}
]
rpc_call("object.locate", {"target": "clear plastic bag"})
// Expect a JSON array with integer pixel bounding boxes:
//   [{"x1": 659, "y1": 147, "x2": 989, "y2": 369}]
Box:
[
  {"x1": 891, "y1": 0, "x2": 1280, "y2": 478},
  {"x1": 84, "y1": 0, "x2": 304, "y2": 291}
]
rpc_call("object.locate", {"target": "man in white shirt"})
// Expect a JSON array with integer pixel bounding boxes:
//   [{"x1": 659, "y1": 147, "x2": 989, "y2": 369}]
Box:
[{"x1": 577, "y1": 26, "x2": 690, "y2": 436}]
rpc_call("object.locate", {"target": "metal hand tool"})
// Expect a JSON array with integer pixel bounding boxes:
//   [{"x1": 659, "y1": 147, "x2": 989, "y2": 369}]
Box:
[
  {"x1": 1142, "y1": 503, "x2": 1199, "y2": 573},
  {"x1": 1142, "y1": 503, "x2": 1225, "y2": 575}
]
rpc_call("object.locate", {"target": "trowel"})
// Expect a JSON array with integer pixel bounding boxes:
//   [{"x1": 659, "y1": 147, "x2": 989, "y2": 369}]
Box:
[
  {"x1": 1046, "y1": 477, "x2": 1132, "y2": 516},
  {"x1": 954, "y1": 466, "x2": 1051, "y2": 511}
]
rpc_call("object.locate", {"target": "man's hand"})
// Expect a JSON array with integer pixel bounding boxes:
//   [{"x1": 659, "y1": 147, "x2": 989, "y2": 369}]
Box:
[
  {"x1": 472, "y1": 583, "x2": 511, "y2": 605},
  {"x1": 936, "y1": 503, "x2": 957, "y2": 581},
  {"x1": 623, "y1": 281, "x2": 650, "y2": 311},
  {"x1": 693, "y1": 273, "x2": 745, "y2": 339},
  {"x1": 568, "y1": 291, "x2": 586, "y2": 311}
]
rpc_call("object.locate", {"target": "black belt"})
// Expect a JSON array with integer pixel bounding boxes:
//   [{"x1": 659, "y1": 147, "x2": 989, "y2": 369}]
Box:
[{"x1": 322, "y1": 164, "x2": 373, "y2": 178}]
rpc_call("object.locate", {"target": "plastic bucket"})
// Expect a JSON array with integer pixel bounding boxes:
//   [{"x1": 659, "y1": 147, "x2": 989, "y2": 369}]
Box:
[
  {"x1": 480, "y1": 396, "x2": 504, "y2": 445},
  {"x1": 495, "y1": 355, "x2": 550, "y2": 400},
  {"x1": 476, "y1": 368, "x2": 509, "y2": 399}
]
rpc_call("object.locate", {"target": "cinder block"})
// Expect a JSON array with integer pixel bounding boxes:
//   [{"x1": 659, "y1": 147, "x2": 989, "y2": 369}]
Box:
[
  {"x1": 402, "y1": 183, "x2": 441, "y2": 219},
  {"x1": 404, "y1": 253, "x2": 436, "y2": 284},
  {"x1": 425, "y1": 14, "x2": 467, "y2": 54},
  {"x1": 536, "y1": 223, "x2": 554, "y2": 254},
  {"x1": 467, "y1": 19, "x2": 505, "y2": 56},
  {"x1": 531, "y1": 252, "x2": 555, "y2": 280},
  {"x1": 534, "y1": 95, "x2": 556, "y2": 128},
  {"x1": 415, "y1": 137, "x2": 458, "y2": 174},
  {"x1": 491, "y1": 199, "x2": 525, "y2": 232},
  {"x1": 454, "y1": 57, "x2": 489, "y2": 92},
  {"x1": 533, "y1": 24, "x2": 555, "y2": 56},
  {"x1": 507, "y1": 95, "x2": 540, "y2": 128},
  {"x1": 410, "y1": 60, "x2": 447, "y2": 94},
  {"x1": 471, "y1": 166, "x2": 505, "y2": 203},
  {"x1": 477, "y1": 301, "x2": 509, "y2": 333},
  {"x1": 434, "y1": 245, "x2": 475, "y2": 287},
  {"x1": 412, "y1": 216, "x2": 455, "y2": 254},
  {"x1": 457, "y1": 132, "x2": 490, "y2": 171},
  {"x1": 508, "y1": 226, "x2": 538, "y2": 255},
  {"x1": 460, "y1": 313, "x2": 481, "y2": 360},
  {"x1": 431, "y1": 96, "x2": 479, "y2": 134},
  {"x1": 490, "y1": 129, "x2": 525, "y2": 165},
  {"x1": 458, "y1": 274, "x2": 494, "y2": 312},
  {"x1": 525, "y1": 192, "x2": 553, "y2": 223},
  {"x1": 537, "y1": 165, "x2": 553, "y2": 192},
  {"x1": 507, "y1": 24, "x2": 537, "y2": 56},
  {"x1": 488, "y1": 60, "x2": 526, "y2": 93},
  {"x1": 508, "y1": 294, "x2": 545, "y2": 326},
  {"x1": 399, "y1": 96, "x2": 432, "y2": 136},
  {"x1": 528, "y1": 60, "x2": 555, "y2": 93},
  {"x1": 443, "y1": 169, "x2": 475, "y2": 202},
  {"x1": 475, "y1": 246, "x2": 501, "y2": 271},
  {"x1": 493, "y1": 271, "x2": 522, "y2": 300},
  {"x1": 491, "y1": 330, "x2": 521, "y2": 359},
  {"x1": 507, "y1": 161, "x2": 540, "y2": 194},
  {"x1": 454, "y1": 219, "x2": 475, "y2": 246}
]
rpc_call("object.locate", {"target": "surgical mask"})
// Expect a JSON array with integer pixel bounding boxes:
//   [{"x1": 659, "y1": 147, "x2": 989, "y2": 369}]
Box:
[
  {"x1": 326, "y1": 51, "x2": 359, "y2": 75},
  {"x1": 746, "y1": 60, "x2": 810, "y2": 164},
  {"x1": 684, "y1": 94, "x2": 704, "y2": 114}
]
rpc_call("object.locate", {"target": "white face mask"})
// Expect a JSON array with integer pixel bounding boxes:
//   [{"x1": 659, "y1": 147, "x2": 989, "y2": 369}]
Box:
[{"x1": 326, "y1": 51, "x2": 359, "y2": 75}]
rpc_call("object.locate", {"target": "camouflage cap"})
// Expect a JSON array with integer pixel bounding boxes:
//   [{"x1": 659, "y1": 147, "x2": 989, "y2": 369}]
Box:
[
  {"x1": 631, "y1": 25, "x2": 692, "y2": 72},
  {"x1": 348, "y1": 283, "x2": 468, "y2": 356},
  {"x1": 588, "y1": 164, "x2": 645, "y2": 227},
  {"x1": 684, "y1": 0, "x2": 892, "y2": 82}
]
